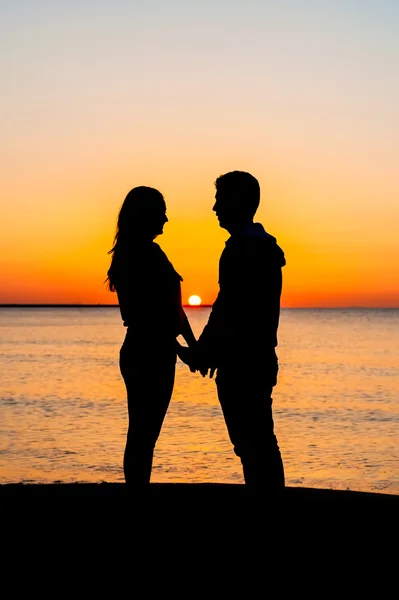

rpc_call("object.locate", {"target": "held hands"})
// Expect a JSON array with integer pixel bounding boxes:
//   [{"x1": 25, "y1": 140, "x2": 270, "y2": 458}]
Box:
[
  {"x1": 176, "y1": 343, "x2": 196, "y2": 373},
  {"x1": 197, "y1": 362, "x2": 216, "y2": 378},
  {"x1": 204, "y1": 366, "x2": 217, "y2": 379},
  {"x1": 176, "y1": 342, "x2": 216, "y2": 378}
]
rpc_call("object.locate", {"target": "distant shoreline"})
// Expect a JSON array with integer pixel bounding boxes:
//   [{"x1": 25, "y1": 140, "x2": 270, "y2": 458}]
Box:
[
  {"x1": 0, "y1": 304, "x2": 397, "y2": 309},
  {"x1": 0, "y1": 303, "x2": 214, "y2": 308}
]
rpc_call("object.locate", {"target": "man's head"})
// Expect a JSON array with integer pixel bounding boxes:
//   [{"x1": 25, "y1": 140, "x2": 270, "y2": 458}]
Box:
[{"x1": 213, "y1": 171, "x2": 260, "y2": 232}]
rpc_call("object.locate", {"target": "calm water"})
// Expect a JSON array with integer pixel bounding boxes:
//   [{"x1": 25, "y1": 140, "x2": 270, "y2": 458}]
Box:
[{"x1": 0, "y1": 307, "x2": 398, "y2": 494}]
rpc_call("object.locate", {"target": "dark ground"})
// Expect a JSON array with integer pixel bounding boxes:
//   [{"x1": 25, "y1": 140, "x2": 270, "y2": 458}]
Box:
[{"x1": 1, "y1": 483, "x2": 397, "y2": 590}]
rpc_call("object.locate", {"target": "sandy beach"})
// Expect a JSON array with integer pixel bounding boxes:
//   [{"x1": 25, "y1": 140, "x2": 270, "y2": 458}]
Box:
[
  {"x1": 2, "y1": 483, "x2": 396, "y2": 591},
  {"x1": 2, "y1": 483, "x2": 397, "y2": 543},
  {"x1": 2, "y1": 481, "x2": 397, "y2": 504}
]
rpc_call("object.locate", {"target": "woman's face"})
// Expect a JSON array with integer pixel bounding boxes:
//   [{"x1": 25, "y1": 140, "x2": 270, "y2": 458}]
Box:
[{"x1": 151, "y1": 199, "x2": 168, "y2": 237}]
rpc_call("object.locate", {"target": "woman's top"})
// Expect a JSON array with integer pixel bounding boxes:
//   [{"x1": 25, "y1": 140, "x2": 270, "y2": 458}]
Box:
[{"x1": 112, "y1": 241, "x2": 184, "y2": 350}]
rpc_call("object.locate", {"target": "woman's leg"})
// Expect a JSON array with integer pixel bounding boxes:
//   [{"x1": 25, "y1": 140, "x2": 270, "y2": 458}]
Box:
[{"x1": 120, "y1": 347, "x2": 176, "y2": 487}]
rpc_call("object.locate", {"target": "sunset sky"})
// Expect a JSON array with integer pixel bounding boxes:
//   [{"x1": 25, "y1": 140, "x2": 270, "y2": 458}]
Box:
[{"x1": 1, "y1": 1, "x2": 398, "y2": 307}]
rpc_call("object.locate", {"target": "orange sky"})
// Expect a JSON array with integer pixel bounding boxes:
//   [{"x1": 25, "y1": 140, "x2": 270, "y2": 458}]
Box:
[
  {"x1": 1, "y1": 2, "x2": 398, "y2": 307},
  {"x1": 2, "y1": 163, "x2": 398, "y2": 308}
]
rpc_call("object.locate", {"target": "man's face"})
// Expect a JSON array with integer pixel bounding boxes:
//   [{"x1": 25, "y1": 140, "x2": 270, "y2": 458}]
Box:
[
  {"x1": 213, "y1": 188, "x2": 243, "y2": 232},
  {"x1": 213, "y1": 189, "x2": 232, "y2": 231}
]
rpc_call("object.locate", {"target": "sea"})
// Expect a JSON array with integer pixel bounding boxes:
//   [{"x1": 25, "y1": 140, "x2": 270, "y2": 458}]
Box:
[{"x1": 0, "y1": 307, "x2": 398, "y2": 494}]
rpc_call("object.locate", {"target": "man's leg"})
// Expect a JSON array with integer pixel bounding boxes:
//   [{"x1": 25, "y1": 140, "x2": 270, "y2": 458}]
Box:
[{"x1": 216, "y1": 366, "x2": 285, "y2": 497}]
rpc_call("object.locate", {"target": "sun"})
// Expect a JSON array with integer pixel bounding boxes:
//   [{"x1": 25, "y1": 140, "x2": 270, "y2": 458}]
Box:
[{"x1": 188, "y1": 295, "x2": 202, "y2": 306}]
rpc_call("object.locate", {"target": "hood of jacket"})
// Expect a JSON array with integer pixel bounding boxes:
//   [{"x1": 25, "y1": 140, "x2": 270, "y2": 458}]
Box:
[{"x1": 234, "y1": 222, "x2": 286, "y2": 267}]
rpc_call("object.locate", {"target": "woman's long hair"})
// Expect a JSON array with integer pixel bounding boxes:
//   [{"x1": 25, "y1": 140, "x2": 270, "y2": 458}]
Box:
[{"x1": 106, "y1": 186, "x2": 165, "y2": 292}]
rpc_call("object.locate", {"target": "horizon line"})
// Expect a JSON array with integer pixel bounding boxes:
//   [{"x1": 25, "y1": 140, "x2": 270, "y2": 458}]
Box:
[{"x1": 0, "y1": 304, "x2": 398, "y2": 310}]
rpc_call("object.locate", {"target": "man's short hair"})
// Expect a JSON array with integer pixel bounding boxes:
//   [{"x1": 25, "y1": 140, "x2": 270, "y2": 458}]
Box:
[{"x1": 215, "y1": 171, "x2": 260, "y2": 218}]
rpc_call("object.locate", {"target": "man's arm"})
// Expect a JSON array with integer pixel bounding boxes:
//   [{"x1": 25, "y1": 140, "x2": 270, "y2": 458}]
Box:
[
  {"x1": 195, "y1": 237, "x2": 263, "y2": 375},
  {"x1": 190, "y1": 293, "x2": 225, "y2": 377}
]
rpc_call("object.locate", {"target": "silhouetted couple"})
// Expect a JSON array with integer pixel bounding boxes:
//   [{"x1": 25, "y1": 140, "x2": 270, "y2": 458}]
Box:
[{"x1": 106, "y1": 171, "x2": 286, "y2": 501}]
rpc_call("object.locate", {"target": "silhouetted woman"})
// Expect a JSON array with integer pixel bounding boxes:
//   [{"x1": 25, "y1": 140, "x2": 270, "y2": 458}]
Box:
[{"x1": 107, "y1": 186, "x2": 196, "y2": 488}]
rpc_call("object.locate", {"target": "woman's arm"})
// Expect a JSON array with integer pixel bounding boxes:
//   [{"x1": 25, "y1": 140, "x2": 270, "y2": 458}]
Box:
[
  {"x1": 176, "y1": 308, "x2": 197, "y2": 372},
  {"x1": 179, "y1": 307, "x2": 196, "y2": 347}
]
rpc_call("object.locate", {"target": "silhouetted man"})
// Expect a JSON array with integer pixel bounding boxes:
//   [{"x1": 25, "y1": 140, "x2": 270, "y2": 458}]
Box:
[{"x1": 195, "y1": 171, "x2": 285, "y2": 499}]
